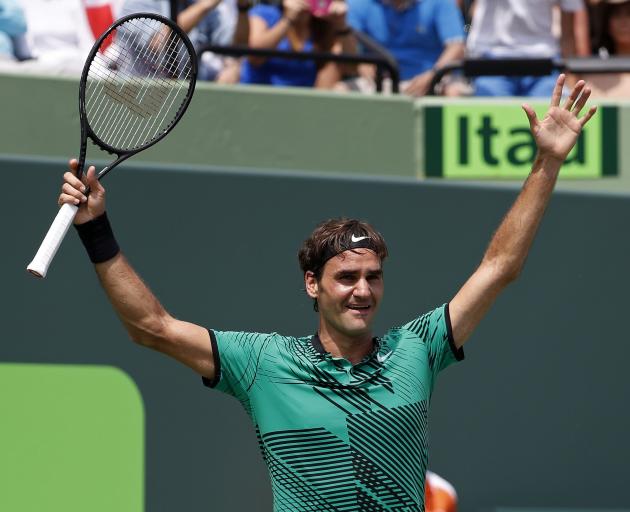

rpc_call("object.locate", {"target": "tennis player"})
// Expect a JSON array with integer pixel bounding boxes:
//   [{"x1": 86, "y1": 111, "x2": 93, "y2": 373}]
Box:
[{"x1": 58, "y1": 74, "x2": 596, "y2": 510}]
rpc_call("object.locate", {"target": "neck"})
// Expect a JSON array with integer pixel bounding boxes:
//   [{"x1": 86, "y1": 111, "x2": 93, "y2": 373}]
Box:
[{"x1": 317, "y1": 323, "x2": 374, "y2": 365}]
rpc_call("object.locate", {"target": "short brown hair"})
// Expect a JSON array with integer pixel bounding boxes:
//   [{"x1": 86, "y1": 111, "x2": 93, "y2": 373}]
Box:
[{"x1": 298, "y1": 218, "x2": 389, "y2": 280}]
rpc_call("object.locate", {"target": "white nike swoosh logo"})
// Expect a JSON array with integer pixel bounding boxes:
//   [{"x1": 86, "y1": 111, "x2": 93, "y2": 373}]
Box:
[
  {"x1": 377, "y1": 351, "x2": 392, "y2": 364},
  {"x1": 351, "y1": 235, "x2": 369, "y2": 243}
]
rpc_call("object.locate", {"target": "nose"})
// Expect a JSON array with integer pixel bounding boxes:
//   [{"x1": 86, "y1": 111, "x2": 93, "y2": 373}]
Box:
[{"x1": 353, "y1": 278, "x2": 371, "y2": 298}]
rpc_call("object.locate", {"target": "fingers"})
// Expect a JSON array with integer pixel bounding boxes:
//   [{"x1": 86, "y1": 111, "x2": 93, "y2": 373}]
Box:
[
  {"x1": 59, "y1": 186, "x2": 87, "y2": 206},
  {"x1": 561, "y1": 79, "x2": 596, "y2": 126},
  {"x1": 571, "y1": 83, "x2": 591, "y2": 116},
  {"x1": 58, "y1": 193, "x2": 80, "y2": 206},
  {"x1": 563, "y1": 79, "x2": 586, "y2": 111},
  {"x1": 283, "y1": 0, "x2": 307, "y2": 13},
  {"x1": 403, "y1": 82, "x2": 422, "y2": 97},
  {"x1": 60, "y1": 162, "x2": 103, "y2": 206},
  {"x1": 85, "y1": 166, "x2": 97, "y2": 188},
  {"x1": 63, "y1": 170, "x2": 86, "y2": 193},
  {"x1": 550, "y1": 73, "x2": 565, "y2": 107},
  {"x1": 68, "y1": 158, "x2": 80, "y2": 176},
  {"x1": 521, "y1": 103, "x2": 538, "y2": 132},
  {"x1": 85, "y1": 166, "x2": 105, "y2": 196},
  {"x1": 579, "y1": 105, "x2": 598, "y2": 127},
  {"x1": 327, "y1": 0, "x2": 347, "y2": 16},
  {"x1": 68, "y1": 158, "x2": 88, "y2": 183},
  {"x1": 59, "y1": 169, "x2": 87, "y2": 205}
]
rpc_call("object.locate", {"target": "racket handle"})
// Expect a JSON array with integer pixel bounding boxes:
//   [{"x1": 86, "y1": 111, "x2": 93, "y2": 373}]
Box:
[{"x1": 27, "y1": 203, "x2": 79, "y2": 278}]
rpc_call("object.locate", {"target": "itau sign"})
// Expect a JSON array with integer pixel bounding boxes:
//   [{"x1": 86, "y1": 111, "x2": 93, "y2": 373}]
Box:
[{"x1": 424, "y1": 104, "x2": 618, "y2": 179}]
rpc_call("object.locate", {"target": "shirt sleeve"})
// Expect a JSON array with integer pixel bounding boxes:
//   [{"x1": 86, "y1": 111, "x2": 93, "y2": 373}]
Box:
[
  {"x1": 399, "y1": 303, "x2": 464, "y2": 383},
  {"x1": 0, "y1": 0, "x2": 27, "y2": 37},
  {"x1": 559, "y1": 0, "x2": 586, "y2": 12},
  {"x1": 345, "y1": 0, "x2": 366, "y2": 32},
  {"x1": 249, "y1": 4, "x2": 281, "y2": 28},
  {"x1": 433, "y1": 0, "x2": 465, "y2": 45},
  {"x1": 202, "y1": 329, "x2": 272, "y2": 401}
]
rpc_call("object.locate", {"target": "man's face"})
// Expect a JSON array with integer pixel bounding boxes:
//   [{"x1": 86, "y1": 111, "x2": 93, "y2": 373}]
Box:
[{"x1": 306, "y1": 249, "x2": 384, "y2": 339}]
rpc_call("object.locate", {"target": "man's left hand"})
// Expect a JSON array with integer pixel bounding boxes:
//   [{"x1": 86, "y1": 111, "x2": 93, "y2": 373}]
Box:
[{"x1": 522, "y1": 74, "x2": 597, "y2": 162}]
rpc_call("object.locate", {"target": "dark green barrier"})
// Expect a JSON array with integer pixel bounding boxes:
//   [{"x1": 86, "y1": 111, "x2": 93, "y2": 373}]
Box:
[{"x1": 3, "y1": 156, "x2": 629, "y2": 511}]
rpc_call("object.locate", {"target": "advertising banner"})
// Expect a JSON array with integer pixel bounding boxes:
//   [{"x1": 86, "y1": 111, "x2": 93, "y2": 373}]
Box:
[{"x1": 425, "y1": 104, "x2": 618, "y2": 179}]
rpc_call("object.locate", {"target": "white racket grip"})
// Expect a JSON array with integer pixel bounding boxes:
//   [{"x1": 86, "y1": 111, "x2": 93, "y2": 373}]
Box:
[{"x1": 27, "y1": 203, "x2": 79, "y2": 278}]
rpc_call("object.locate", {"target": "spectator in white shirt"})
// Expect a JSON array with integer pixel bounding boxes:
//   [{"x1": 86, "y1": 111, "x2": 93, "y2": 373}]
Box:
[{"x1": 466, "y1": 0, "x2": 591, "y2": 96}]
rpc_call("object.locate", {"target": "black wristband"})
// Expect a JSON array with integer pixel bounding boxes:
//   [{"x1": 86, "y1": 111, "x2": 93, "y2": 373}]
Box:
[
  {"x1": 75, "y1": 212, "x2": 120, "y2": 264},
  {"x1": 335, "y1": 27, "x2": 352, "y2": 36}
]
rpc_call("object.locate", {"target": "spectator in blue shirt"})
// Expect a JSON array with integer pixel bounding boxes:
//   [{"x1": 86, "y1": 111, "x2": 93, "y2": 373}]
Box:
[
  {"x1": 343, "y1": 0, "x2": 465, "y2": 95},
  {"x1": 241, "y1": 0, "x2": 356, "y2": 88},
  {"x1": 0, "y1": 0, "x2": 26, "y2": 61}
]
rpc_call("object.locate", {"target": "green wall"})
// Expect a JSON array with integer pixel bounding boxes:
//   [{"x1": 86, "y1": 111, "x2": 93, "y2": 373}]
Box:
[
  {"x1": 3, "y1": 156, "x2": 630, "y2": 511},
  {"x1": 0, "y1": 72, "x2": 417, "y2": 177},
  {"x1": 2, "y1": 72, "x2": 629, "y2": 191}
]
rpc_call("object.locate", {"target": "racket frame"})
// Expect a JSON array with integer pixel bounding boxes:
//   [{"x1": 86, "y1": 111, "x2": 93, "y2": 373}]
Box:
[
  {"x1": 27, "y1": 12, "x2": 198, "y2": 278},
  {"x1": 77, "y1": 11, "x2": 198, "y2": 182}
]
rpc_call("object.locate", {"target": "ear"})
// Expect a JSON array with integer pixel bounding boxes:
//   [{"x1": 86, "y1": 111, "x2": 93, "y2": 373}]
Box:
[{"x1": 305, "y1": 271, "x2": 319, "y2": 299}]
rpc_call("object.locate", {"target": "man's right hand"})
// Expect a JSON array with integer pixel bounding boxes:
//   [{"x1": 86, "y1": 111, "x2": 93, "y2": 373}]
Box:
[{"x1": 59, "y1": 159, "x2": 106, "y2": 225}]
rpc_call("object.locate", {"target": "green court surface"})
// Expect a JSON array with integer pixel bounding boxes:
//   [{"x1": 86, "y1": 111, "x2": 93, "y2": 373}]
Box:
[{"x1": 0, "y1": 364, "x2": 144, "y2": 512}]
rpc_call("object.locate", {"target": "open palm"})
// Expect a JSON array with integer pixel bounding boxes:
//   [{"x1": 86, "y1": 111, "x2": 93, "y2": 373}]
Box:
[{"x1": 522, "y1": 75, "x2": 597, "y2": 162}]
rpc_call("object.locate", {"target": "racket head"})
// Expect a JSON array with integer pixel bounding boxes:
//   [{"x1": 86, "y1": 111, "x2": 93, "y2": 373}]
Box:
[{"x1": 78, "y1": 12, "x2": 197, "y2": 173}]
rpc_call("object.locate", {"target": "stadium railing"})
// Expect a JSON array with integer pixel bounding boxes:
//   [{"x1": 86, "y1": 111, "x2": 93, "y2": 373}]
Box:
[
  {"x1": 168, "y1": 0, "x2": 399, "y2": 92},
  {"x1": 196, "y1": 30, "x2": 400, "y2": 93}
]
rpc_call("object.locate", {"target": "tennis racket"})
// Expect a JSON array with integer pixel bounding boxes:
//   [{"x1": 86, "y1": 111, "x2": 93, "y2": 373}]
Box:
[{"x1": 27, "y1": 12, "x2": 197, "y2": 278}]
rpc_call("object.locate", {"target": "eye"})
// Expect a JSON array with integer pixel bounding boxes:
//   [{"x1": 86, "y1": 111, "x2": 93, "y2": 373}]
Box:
[{"x1": 337, "y1": 273, "x2": 356, "y2": 283}]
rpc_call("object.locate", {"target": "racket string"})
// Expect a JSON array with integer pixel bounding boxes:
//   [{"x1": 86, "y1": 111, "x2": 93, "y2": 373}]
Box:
[
  {"x1": 114, "y1": 32, "x2": 190, "y2": 148},
  {"x1": 86, "y1": 24, "x2": 147, "y2": 127},
  {"x1": 86, "y1": 28, "x2": 151, "y2": 142},
  {"x1": 89, "y1": 24, "x2": 169, "y2": 142},
  {"x1": 127, "y1": 50, "x2": 192, "y2": 148},
  {"x1": 84, "y1": 16, "x2": 194, "y2": 152}
]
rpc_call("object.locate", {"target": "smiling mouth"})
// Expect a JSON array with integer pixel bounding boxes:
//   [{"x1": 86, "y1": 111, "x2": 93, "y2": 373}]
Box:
[{"x1": 347, "y1": 305, "x2": 371, "y2": 311}]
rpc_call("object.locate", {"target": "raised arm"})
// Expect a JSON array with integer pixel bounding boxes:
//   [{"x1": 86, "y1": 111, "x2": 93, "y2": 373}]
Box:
[
  {"x1": 247, "y1": 0, "x2": 308, "y2": 65},
  {"x1": 449, "y1": 75, "x2": 597, "y2": 348},
  {"x1": 177, "y1": 0, "x2": 223, "y2": 33},
  {"x1": 59, "y1": 161, "x2": 215, "y2": 379}
]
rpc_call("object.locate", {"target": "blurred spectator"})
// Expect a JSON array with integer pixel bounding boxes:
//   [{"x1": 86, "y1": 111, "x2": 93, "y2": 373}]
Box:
[
  {"x1": 591, "y1": 0, "x2": 630, "y2": 55},
  {"x1": 564, "y1": 6, "x2": 592, "y2": 57},
  {"x1": 120, "y1": 0, "x2": 243, "y2": 82},
  {"x1": 455, "y1": 0, "x2": 473, "y2": 27},
  {"x1": 587, "y1": 0, "x2": 630, "y2": 97},
  {"x1": 85, "y1": 0, "x2": 117, "y2": 39},
  {"x1": 0, "y1": 0, "x2": 103, "y2": 74},
  {"x1": 0, "y1": 0, "x2": 27, "y2": 61},
  {"x1": 466, "y1": 0, "x2": 591, "y2": 97},
  {"x1": 241, "y1": 0, "x2": 354, "y2": 88},
  {"x1": 339, "y1": 0, "x2": 465, "y2": 96},
  {"x1": 425, "y1": 470, "x2": 458, "y2": 512}
]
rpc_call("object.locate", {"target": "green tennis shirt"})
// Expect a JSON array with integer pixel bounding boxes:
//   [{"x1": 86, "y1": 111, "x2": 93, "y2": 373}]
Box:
[{"x1": 203, "y1": 304, "x2": 464, "y2": 511}]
